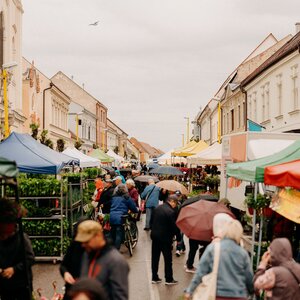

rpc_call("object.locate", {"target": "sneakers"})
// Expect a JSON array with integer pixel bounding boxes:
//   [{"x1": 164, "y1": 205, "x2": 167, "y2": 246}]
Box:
[
  {"x1": 185, "y1": 267, "x2": 197, "y2": 274},
  {"x1": 151, "y1": 278, "x2": 162, "y2": 284},
  {"x1": 165, "y1": 279, "x2": 178, "y2": 285},
  {"x1": 175, "y1": 250, "x2": 181, "y2": 257}
]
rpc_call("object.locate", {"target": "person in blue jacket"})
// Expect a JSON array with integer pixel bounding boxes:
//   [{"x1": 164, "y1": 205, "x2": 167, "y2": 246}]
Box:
[
  {"x1": 141, "y1": 179, "x2": 160, "y2": 231},
  {"x1": 109, "y1": 184, "x2": 138, "y2": 250}
]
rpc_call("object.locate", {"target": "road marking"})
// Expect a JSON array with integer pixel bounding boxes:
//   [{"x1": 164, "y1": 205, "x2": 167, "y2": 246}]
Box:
[{"x1": 145, "y1": 235, "x2": 160, "y2": 300}]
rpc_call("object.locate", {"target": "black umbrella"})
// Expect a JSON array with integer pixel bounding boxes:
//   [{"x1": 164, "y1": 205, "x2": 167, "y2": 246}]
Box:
[
  {"x1": 147, "y1": 163, "x2": 159, "y2": 170},
  {"x1": 119, "y1": 168, "x2": 132, "y2": 172},
  {"x1": 180, "y1": 193, "x2": 219, "y2": 208},
  {"x1": 101, "y1": 166, "x2": 115, "y2": 172},
  {"x1": 133, "y1": 175, "x2": 159, "y2": 183},
  {"x1": 149, "y1": 166, "x2": 183, "y2": 176}
]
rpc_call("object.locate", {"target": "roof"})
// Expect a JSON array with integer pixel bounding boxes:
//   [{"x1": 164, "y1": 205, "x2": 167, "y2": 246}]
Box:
[
  {"x1": 129, "y1": 137, "x2": 163, "y2": 157},
  {"x1": 241, "y1": 32, "x2": 300, "y2": 87}
]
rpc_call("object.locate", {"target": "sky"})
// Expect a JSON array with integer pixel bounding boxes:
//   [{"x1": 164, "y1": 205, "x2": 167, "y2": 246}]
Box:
[{"x1": 22, "y1": 0, "x2": 300, "y2": 152}]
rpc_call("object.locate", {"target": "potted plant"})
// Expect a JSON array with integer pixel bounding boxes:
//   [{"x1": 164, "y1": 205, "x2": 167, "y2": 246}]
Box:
[{"x1": 244, "y1": 193, "x2": 271, "y2": 215}]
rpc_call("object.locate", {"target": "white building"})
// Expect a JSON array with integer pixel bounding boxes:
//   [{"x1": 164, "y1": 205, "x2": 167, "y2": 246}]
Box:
[{"x1": 242, "y1": 25, "x2": 300, "y2": 134}]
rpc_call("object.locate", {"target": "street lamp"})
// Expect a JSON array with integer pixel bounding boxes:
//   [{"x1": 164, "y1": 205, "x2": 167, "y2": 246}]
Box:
[
  {"x1": 2, "y1": 61, "x2": 17, "y2": 138},
  {"x1": 184, "y1": 117, "x2": 190, "y2": 144}
]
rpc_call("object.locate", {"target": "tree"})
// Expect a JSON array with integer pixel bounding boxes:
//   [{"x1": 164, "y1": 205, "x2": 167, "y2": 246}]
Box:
[
  {"x1": 74, "y1": 140, "x2": 83, "y2": 150},
  {"x1": 30, "y1": 123, "x2": 39, "y2": 140},
  {"x1": 56, "y1": 139, "x2": 65, "y2": 152},
  {"x1": 39, "y1": 129, "x2": 53, "y2": 149}
]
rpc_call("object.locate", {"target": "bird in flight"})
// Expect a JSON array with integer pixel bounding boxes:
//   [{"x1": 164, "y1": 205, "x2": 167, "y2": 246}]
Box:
[{"x1": 89, "y1": 21, "x2": 99, "y2": 26}]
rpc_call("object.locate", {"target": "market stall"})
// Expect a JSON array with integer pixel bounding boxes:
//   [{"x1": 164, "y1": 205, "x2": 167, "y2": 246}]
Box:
[
  {"x1": 63, "y1": 147, "x2": 100, "y2": 168},
  {"x1": 88, "y1": 148, "x2": 114, "y2": 163},
  {"x1": 172, "y1": 140, "x2": 208, "y2": 157},
  {"x1": 187, "y1": 142, "x2": 222, "y2": 166},
  {"x1": 0, "y1": 132, "x2": 79, "y2": 174},
  {"x1": 106, "y1": 149, "x2": 125, "y2": 166}
]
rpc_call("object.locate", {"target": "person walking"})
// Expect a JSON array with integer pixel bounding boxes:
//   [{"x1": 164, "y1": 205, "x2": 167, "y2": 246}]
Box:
[
  {"x1": 109, "y1": 184, "x2": 138, "y2": 250},
  {"x1": 75, "y1": 220, "x2": 129, "y2": 300},
  {"x1": 254, "y1": 237, "x2": 300, "y2": 300},
  {"x1": 150, "y1": 195, "x2": 181, "y2": 285},
  {"x1": 184, "y1": 219, "x2": 253, "y2": 300},
  {"x1": 141, "y1": 178, "x2": 160, "y2": 231},
  {"x1": 126, "y1": 179, "x2": 139, "y2": 207}
]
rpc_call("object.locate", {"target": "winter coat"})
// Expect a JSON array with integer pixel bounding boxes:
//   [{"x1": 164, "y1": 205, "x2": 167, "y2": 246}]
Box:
[
  {"x1": 80, "y1": 244, "x2": 129, "y2": 300},
  {"x1": 97, "y1": 186, "x2": 114, "y2": 214},
  {"x1": 0, "y1": 232, "x2": 35, "y2": 291},
  {"x1": 254, "y1": 238, "x2": 300, "y2": 300},
  {"x1": 109, "y1": 195, "x2": 138, "y2": 225},
  {"x1": 150, "y1": 202, "x2": 180, "y2": 244},
  {"x1": 128, "y1": 187, "x2": 139, "y2": 207},
  {"x1": 185, "y1": 238, "x2": 253, "y2": 298},
  {"x1": 141, "y1": 184, "x2": 160, "y2": 208}
]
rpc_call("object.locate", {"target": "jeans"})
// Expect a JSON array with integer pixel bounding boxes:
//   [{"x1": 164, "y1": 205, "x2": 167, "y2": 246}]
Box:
[
  {"x1": 145, "y1": 207, "x2": 154, "y2": 229},
  {"x1": 110, "y1": 225, "x2": 124, "y2": 250}
]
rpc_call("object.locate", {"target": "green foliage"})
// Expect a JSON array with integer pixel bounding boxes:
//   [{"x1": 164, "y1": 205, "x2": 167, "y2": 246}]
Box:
[
  {"x1": 39, "y1": 129, "x2": 53, "y2": 149},
  {"x1": 17, "y1": 177, "x2": 61, "y2": 197},
  {"x1": 74, "y1": 140, "x2": 83, "y2": 150},
  {"x1": 85, "y1": 167, "x2": 101, "y2": 179},
  {"x1": 29, "y1": 123, "x2": 39, "y2": 140},
  {"x1": 93, "y1": 143, "x2": 99, "y2": 149},
  {"x1": 56, "y1": 138, "x2": 65, "y2": 152},
  {"x1": 244, "y1": 193, "x2": 271, "y2": 210}
]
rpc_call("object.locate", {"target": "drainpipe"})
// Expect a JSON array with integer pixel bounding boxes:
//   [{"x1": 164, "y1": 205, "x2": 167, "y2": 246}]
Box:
[
  {"x1": 242, "y1": 87, "x2": 248, "y2": 132},
  {"x1": 43, "y1": 82, "x2": 53, "y2": 129}
]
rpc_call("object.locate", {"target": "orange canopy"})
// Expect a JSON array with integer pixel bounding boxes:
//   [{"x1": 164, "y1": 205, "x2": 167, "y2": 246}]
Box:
[{"x1": 264, "y1": 159, "x2": 300, "y2": 189}]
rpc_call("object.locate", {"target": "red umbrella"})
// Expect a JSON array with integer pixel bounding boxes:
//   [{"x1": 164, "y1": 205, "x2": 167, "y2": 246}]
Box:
[{"x1": 176, "y1": 200, "x2": 235, "y2": 241}]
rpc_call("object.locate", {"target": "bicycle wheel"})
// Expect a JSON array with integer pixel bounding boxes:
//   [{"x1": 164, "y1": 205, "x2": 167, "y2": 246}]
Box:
[
  {"x1": 129, "y1": 221, "x2": 139, "y2": 248},
  {"x1": 124, "y1": 229, "x2": 133, "y2": 256}
]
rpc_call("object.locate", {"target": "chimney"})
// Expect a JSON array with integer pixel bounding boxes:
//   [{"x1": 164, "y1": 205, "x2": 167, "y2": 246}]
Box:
[{"x1": 296, "y1": 22, "x2": 300, "y2": 34}]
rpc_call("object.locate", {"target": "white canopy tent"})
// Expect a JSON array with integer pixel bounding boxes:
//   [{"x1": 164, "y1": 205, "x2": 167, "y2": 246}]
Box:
[
  {"x1": 187, "y1": 142, "x2": 222, "y2": 166},
  {"x1": 106, "y1": 149, "x2": 125, "y2": 166},
  {"x1": 63, "y1": 147, "x2": 101, "y2": 168},
  {"x1": 157, "y1": 149, "x2": 187, "y2": 165}
]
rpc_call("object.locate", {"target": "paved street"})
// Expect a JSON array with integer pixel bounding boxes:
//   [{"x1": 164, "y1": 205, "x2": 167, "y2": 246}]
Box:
[{"x1": 33, "y1": 214, "x2": 196, "y2": 300}]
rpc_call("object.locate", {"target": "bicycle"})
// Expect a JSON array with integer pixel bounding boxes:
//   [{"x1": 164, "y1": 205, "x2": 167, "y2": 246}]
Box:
[{"x1": 121, "y1": 214, "x2": 139, "y2": 256}]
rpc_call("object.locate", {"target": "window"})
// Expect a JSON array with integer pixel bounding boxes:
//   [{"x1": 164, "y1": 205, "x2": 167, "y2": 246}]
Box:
[
  {"x1": 253, "y1": 92, "x2": 257, "y2": 121},
  {"x1": 291, "y1": 65, "x2": 299, "y2": 110},
  {"x1": 276, "y1": 74, "x2": 282, "y2": 115},
  {"x1": 265, "y1": 83, "x2": 270, "y2": 120},
  {"x1": 248, "y1": 95, "x2": 252, "y2": 120},
  {"x1": 261, "y1": 86, "x2": 265, "y2": 121}
]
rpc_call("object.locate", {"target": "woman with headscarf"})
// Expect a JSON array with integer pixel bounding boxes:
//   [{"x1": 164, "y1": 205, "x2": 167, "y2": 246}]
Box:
[
  {"x1": 184, "y1": 218, "x2": 253, "y2": 300},
  {"x1": 254, "y1": 237, "x2": 300, "y2": 300}
]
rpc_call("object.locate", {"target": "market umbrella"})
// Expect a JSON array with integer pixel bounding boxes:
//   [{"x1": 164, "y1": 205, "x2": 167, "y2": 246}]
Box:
[
  {"x1": 176, "y1": 200, "x2": 235, "y2": 241},
  {"x1": 119, "y1": 168, "x2": 132, "y2": 172},
  {"x1": 149, "y1": 166, "x2": 183, "y2": 176},
  {"x1": 181, "y1": 194, "x2": 219, "y2": 208},
  {"x1": 134, "y1": 175, "x2": 159, "y2": 183},
  {"x1": 156, "y1": 180, "x2": 188, "y2": 195},
  {"x1": 147, "y1": 163, "x2": 159, "y2": 170}
]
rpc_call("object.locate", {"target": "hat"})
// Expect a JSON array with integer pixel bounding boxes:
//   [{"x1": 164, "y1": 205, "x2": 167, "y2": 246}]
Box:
[
  {"x1": 75, "y1": 220, "x2": 102, "y2": 243},
  {"x1": 68, "y1": 278, "x2": 107, "y2": 299},
  {"x1": 105, "y1": 178, "x2": 113, "y2": 183}
]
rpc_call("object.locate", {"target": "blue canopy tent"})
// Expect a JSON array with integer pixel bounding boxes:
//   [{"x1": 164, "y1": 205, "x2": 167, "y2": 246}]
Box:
[{"x1": 0, "y1": 132, "x2": 79, "y2": 174}]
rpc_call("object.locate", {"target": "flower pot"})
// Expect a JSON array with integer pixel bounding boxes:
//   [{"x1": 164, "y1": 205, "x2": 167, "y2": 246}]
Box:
[
  {"x1": 248, "y1": 207, "x2": 254, "y2": 215},
  {"x1": 262, "y1": 207, "x2": 273, "y2": 218}
]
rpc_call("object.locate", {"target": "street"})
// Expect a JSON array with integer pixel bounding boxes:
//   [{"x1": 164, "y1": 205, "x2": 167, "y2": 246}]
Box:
[{"x1": 32, "y1": 214, "x2": 195, "y2": 300}]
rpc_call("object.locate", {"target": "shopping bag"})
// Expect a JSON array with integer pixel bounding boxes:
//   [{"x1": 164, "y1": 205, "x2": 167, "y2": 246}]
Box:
[{"x1": 192, "y1": 242, "x2": 220, "y2": 300}]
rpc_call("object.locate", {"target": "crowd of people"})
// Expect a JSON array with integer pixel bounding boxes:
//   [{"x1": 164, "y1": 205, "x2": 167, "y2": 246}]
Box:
[{"x1": 0, "y1": 165, "x2": 299, "y2": 300}]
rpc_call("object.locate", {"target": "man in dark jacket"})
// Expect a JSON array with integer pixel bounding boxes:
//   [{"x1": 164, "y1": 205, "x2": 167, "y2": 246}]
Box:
[
  {"x1": 97, "y1": 178, "x2": 114, "y2": 214},
  {"x1": 75, "y1": 220, "x2": 129, "y2": 300},
  {"x1": 0, "y1": 224, "x2": 35, "y2": 300},
  {"x1": 150, "y1": 194, "x2": 180, "y2": 285}
]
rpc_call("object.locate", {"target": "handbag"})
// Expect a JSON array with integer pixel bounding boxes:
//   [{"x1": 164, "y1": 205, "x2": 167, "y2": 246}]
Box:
[{"x1": 192, "y1": 241, "x2": 221, "y2": 300}]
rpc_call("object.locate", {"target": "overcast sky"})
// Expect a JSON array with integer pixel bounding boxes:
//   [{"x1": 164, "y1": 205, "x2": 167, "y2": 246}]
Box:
[{"x1": 22, "y1": 0, "x2": 300, "y2": 152}]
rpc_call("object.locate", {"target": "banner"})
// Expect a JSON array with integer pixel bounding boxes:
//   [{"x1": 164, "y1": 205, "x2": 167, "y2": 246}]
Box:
[{"x1": 271, "y1": 188, "x2": 300, "y2": 224}]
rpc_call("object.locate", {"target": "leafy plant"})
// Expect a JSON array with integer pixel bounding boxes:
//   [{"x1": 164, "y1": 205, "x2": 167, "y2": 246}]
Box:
[
  {"x1": 74, "y1": 140, "x2": 83, "y2": 150},
  {"x1": 56, "y1": 138, "x2": 65, "y2": 152},
  {"x1": 30, "y1": 123, "x2": 39, "y2": 140},
  {"x1": 40, "y1": 129, "x2": 53, "y2": 149},
  {"x1": 244, "y1": 193, "x2": 271, "y2": 210}
]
